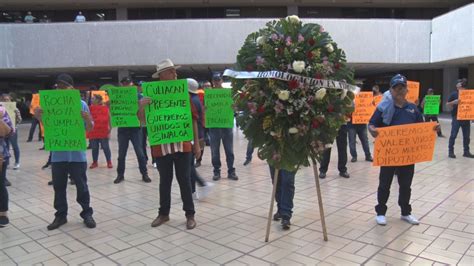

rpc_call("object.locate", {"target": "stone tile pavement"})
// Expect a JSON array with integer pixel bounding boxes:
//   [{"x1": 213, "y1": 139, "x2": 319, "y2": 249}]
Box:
[{"x1": 1, "y1": 118, "x2": 473, "y2": 265}]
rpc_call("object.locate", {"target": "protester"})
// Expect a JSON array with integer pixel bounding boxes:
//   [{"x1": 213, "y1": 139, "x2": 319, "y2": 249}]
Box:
[
  {"x1": 347, "y1": 120, "x2": 373, "y2": 163},
  {"x1": 24, "y1": 11, "x2": 35, "y2": 23},
  {"x1": 369, "y1": 74, "x2": 438, "y2": 226},
  {"x1": 88, "y1": 95, "x2": 113, "y2": 169},
  {"x1": 137, "y1": 81, "x2": 156, "y2": 168},
  {"x1": 421, "y1": 88, "x2": 444, "y2": 137},
  {"x1": 208, "y1": 72, "x2": 238, "y2": 181},
  {"x1": 114, "y1": 77, "x2": 151, "y2": 184},
  {"x1": 0, "y1": 106, "x2": 14, "y2": 227},
  {"x1": 1, "y1": 94, "x2": 22, "y2": 170},
  {"x1": 34, "y1": 73, "x2": 96, "y2": 230},
  {"x1": 200, "y1": 81, "x2": 211, "y2": 147},
  {"x1": 319, "y1": 125, "x2": 350, "y2": 179},
  {"x1": 74, "y1": 11, "x2": 86, "y2": 22},
  {"x1": 447, "y1": 79, "x2": 474, "y2": 158},
  {"x1": 140, "y1": 59, "x2": 200, "y2": 229}
]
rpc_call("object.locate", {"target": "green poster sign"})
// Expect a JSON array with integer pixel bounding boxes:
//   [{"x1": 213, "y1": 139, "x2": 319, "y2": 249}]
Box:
[
  {"x1": 142, "y1": 79, "x2": 194, "y2": 145},
  {"x1": 108, "y1": 86, "x2": 140, "y2": 127},
  {"x1": 204, "y1": 88, "x2": 234, "y2": 128},
  {"x1": 424, "y1": 95, "x2": 440, "y2": 115},
  {"x1": 39, "y1": 90, "x2": 86, "y2": 151}
]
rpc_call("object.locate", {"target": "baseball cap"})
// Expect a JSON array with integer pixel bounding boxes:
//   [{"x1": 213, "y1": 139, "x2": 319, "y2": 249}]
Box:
[
  {"x1": 390, "y1": 74, "x2": 407, "y2": 88},
  {"x1": 56, "y1": 73, "x2": 74, "y2": 87}
]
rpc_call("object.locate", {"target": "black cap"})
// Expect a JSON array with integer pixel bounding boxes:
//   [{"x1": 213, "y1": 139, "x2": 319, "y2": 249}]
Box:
[
  {"x1": 212, "y1": 72, "x2": 223, "y2": 80},
  {"x1": 56, "y1": 73, "x2": 74, "y2": 87}
]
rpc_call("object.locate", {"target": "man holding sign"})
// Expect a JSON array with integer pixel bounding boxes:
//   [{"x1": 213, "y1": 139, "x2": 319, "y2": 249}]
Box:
[
  {"x1": 140, "y1": 59, "x2": 201, "y2": 230},
  {"x1": 421, "y1": 88, "x2": 444, "y2": 137},
  {"x1": 369, "y1": 74, "x2": 438, "y2": 226},
  {"x1": 34, "y1": 74, "x2": 96, "y2": 230},
  {"x1": 447, "y1": 79, "x2": 474, "y2": 158}
]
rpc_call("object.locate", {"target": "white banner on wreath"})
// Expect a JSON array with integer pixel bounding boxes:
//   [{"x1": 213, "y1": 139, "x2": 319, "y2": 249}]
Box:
[{"x1": 223, "y1": 69, "x2": 360, "y2": 93}]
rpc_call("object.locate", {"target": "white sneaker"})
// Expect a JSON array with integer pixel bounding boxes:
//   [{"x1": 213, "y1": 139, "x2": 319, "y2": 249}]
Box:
[
  {"x1": 197, "y1": 182, "x2": 214, "y2": 199},
  {"x1": 376, "y1": 215, "x2": 387, "y2": 225},
  {"x1": 192, "y1": 192, "x2": 199, "y2": 201},
  {"x1": 13, "y1": 163, "x2": 20, "y2": 170},
  {"x1": 153, "y1": 163, "x2": 157, "y2": 168},
  {"x1": 401, "y1": 215, "x2": 419, "y2": 225}
]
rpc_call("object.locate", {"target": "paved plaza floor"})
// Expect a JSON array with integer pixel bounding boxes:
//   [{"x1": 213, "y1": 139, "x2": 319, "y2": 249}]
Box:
[{"x1": 1, "y1": 118, "x2": 473, "y2": 265}]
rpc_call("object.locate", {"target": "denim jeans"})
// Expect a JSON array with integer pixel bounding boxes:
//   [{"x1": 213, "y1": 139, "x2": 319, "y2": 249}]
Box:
[
  {"x1": 320, "y1": 125, "x2": 348, "y2": 173},
  {"x1": 347, "y1": 123, "x2": 371, "y2": 159},
  {"x1": 6, "y1": 131, "x2": 20, "y2": 164},
  {"x1": 52, "y1": 162, "x2": 93, "y2": 219},
  {"x1": 190, "y1": 154, "x2": 206, "y2": 193},
  {"x1": 117, "y1": 128, "x2": 148, "y2": 176},
  {"x1": 246, "y1": 140, "x2": 254, "y2": 161},
  {"x1": 90, "y1": 138, "x2": 111, "y2": 162},
  {"x1": 27, "y1": 118, "x2": 42, "y2": 141},
  {"x1": 0, "y1": 157, "x2": 9, "y2": 212},
  {"x1": 269, "y1": 166, "x2": 295, "y2": 219},
  {"x1": 375, "y1": 165, "x2": 414, "y2": 216},
  {"x1": 448, "y1": 119, "x2": 471, "y2": 154},
  {"x1": 209, "y1": 128, "x2": 235, "y2": 175},
  {"x1": 155, "y1": 152, "x2": 195, "y2": 217}
]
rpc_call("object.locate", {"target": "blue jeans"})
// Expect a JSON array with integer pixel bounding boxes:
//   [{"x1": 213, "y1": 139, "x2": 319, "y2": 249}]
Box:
[
  {"x1": 0, "y1": 158, "x2": 9, "y2": 212},
  {"x1": 246, "y1": 140, "x2": 254, "y2": 161},
  {"x1": 347, "y1": 123, "x2": 371, "y2": 159},
  {"x1": 209, "y1": 128, "x2": 235, "y2": 175},
  {"x1": 117, "y1": 128, "x2": 148, "y2": 176},
  {"x1": 6, "y1": 131, "x2": 20, "y2": 164},
  {"x1": 320, "y1": 125, "x2": 348, "y2": 173},
  {"x1": 90, "y1": 138, "x2": 111, "y2": 162},
  {"x1": 448, "y1": 119, "x2": 471, "y2": 154},
  {"x1": 269, "y1": 166, "x2": 295, "y2": 219},
  {"x1": 52, "y1": 162, "x2": 93, "y2": 219}
]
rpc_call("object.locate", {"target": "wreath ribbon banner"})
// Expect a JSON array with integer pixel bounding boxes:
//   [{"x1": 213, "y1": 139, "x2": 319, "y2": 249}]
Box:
[{"x1": 223, "y1": 69, "x2": 360, "y2": 92}]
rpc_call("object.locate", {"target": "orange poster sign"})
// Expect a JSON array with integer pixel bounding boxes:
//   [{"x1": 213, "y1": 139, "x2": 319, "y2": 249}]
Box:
[
  {"x1": 373, "y1": 122, "x2": 437, "y2": 167},
  {"x1": 373, "y1": 95, "x2": 383, "y2": 107},
  {"x1": 91, "y1": 90, "x2": 109, "y2": 103},
  {"x1": 457, "y1": 90, "x2": 474, "y2": 120},
  {"x1": 406, "y1": 81, "x2": 420, "y2": 104},
  {"x1": 352, "y1": 92, "x2": 375, "y2": 124},
  {"x1": 30, "y1": 94, "x2": 40, "y2": 115}
]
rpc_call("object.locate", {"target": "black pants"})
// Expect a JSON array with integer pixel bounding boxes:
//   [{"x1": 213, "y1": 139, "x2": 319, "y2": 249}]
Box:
[
  {"x1": 27, "y1": 118, "x2": 42, "y2": 141},
  {"x1": 190, "y1": 154, "x2": 205, "y2": 193},
  {"x1": 156, "y1": 152, "x2": 195, "y2": 217},
  {"x1": 52, "y1": 162, "x2": 93, "y2": 219},
  {"x1": 0, "y1": 158, "x2": 9, "y2": 212},
  {"x1": 320, "y1": 125, "x2": 348, "y2": 173},
  {"x1": 375, "y1": 165, "x2": 414, "y2": 216}
]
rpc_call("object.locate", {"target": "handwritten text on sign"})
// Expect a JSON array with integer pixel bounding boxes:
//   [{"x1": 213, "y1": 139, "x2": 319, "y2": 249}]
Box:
[
  {"x1": 373, "y1": 122, "x2": 437, "y2": 166},
  {"x1": 142, "y1": 79, "x2": 194, "y2": 145},
  {"x1": 352, "y1": 92, "x2": 375, "y2": 124},
  {"x1": 86, "y1": 105, "x2": 110, "y2": 139},
  {"x1": 40, "y1": 90, "x2": 86, "y2": 151},
  {"x1": 407, "y1": 81, "x2": 420, "y2": 104},
  {"x1": 205, "y1": 89, "x2": 234, "y2": 128},
  {"x1": 108, "y1": 86, "x2": 140, "y2": 127},
  {"x1": 423, "y1": 95, "x2": 440, "y2": 115},
  {"x1": 457, "y1": 90, "x2": 474, "y2": 120}
]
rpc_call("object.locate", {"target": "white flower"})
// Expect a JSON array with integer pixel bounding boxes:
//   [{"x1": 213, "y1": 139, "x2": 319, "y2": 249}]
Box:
[
  {"x1": 340, "y1": 89, "x2": 347, "y2": 99},
  {"x1": 325, "y1": 43, "x2": 334, "y2": 53},
  {"x1": 292, "y1": 61, "x2": 305, "y2": 73},
  {"x1": 256, "y1": 36, "x2": 265, "y2": 46},
  {"x1": 289, "y1": 127, "x2": 299, "y2": 134},
  {"x1": 270, "y1": 131, "x2": 277, "y2": 136},
  {"x1": 315, "y1": 88, "x2": 327, "y2": 100},
  {"x1": 278, "y1": 90, "x2": 290, "y2": 101},
  {"x1": 325, "y1": 143, "x2": 333, "y2": 149},
  {"x1": 286, "y1": 15, "x2": 300, "y2": 24}
]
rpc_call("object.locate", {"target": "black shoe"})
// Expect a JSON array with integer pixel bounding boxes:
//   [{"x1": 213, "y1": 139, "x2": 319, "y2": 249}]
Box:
[
  {"x1": 5, "y1": 179, "x2": 11, "y2": 187},
  {"x1": 41, "y1": 163, "x2": 50, "y2": 170},
  {"x1": 114, "y1": 176, "x2": 124, "y2": 184},
  {"x1": 26, "y1": 139, "x2": 32, "y2": 142},
  {"x1": 351, "y1": 157, "x2": 357, "y2": 163},
  {"x1": 273, "y1": 212, "x2": 281, "y2": 221},
  {"x1": 449, "y1": 153, "x2": 456, "y2": 159},
  {"x1": 142, "y1": 174, "x2": 152, "y2": 183},
  {"x1": 281, "y1": 218, "x2": 291, "y2": 230},
  {"x1": 0, "y1": 216, "x2": 9, "y2": 227},
  {"x1": 195, "y1": 162, "x2": 201, "y2": 168},
  {"x1": 228, "y1": 172, "x2": 239, "y2": 180},
  {"x1": 47, "y1": 217, "x2": 67, "y2": 230},
  {"x1": 83, "y1": 216, "x2": 96, "y2": 228},
  {"x1": 319, "y1": 172, "x2": 326, "y2": 179},
  {"x1": 365, "y1": 156, "x2": 373, "y2": 162},
  {"x1": 243, "y1": 159, "x2": 251, "y2": 166},
  {"x1": 339, "y1": 172, "x2": 350, "y2": 178},
  {"x1": 39, "y1": 146, "x2": 45, "y2": 150},
  {"x1": 48, "y1": 180, "x2": 53, "y2": 186},
  {"x1": 463, "y1": 152, "x2": 474, "y2": 158},
  {"x1": 212, "y1": 173, "x2": 221, "y2": 181}
]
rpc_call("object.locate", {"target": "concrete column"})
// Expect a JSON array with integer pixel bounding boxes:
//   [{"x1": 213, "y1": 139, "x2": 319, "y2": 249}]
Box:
[
  {"x1": 287, "y1": 5, "x2": 298, "y2": 16},
  {"x1": 442, "y1": 67, "x2": 459, "y2": 112},
  {"x1": 116, "y1": 7, "x2": 128, "y2": 20},
  {"x1": 468, "y1": 64, "x2": 474, "y2": 88},
  {"x1": 118, "y1": 69, "x2": 130, "y2": 83}
]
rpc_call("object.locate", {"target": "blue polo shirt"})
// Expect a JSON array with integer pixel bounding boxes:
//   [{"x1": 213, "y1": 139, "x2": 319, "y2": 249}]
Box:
[
  {"x1": 369, "y1": 102, "x2": 423, "y2": 127},
  {"x1": 51, "y1": 100, "x2": 90, "y2": 163}
]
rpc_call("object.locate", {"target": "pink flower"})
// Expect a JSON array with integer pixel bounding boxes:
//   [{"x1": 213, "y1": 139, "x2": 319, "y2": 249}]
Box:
[
  {"x1": 286, "y1": 36, "x2": 292, "y2": 46},
  {"x1": 271, "y1": 33, "x2": 278, "y2": 41},
  {"x1": 274, "y1": 100, "x2": 284, "y2": 113},
  {"x1": 297, "y1": 34, "x2": 304, "y2": 43},
  {"x1": 256, "y1": 56, "x2": 265, "y2": 65},
  {"x1": 272, "y1": 153, "x2": 281, "y2": 162}
]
